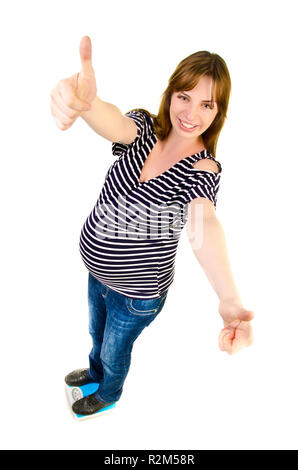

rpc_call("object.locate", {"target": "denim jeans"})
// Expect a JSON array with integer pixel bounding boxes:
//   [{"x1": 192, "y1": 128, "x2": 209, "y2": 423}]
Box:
[{"x1": 86, "y1": 273, "x2": 169, "y2": 404}]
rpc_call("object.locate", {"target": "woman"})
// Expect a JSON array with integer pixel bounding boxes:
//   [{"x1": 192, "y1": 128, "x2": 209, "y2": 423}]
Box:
[{"x1": 50, "y1": 36, "x2": 254, "y2": 417}]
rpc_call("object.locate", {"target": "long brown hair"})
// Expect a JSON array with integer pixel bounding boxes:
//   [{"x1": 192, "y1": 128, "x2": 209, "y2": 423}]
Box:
[{"x1": 130, "y1": 51, "x2": 231, "y2": 159}]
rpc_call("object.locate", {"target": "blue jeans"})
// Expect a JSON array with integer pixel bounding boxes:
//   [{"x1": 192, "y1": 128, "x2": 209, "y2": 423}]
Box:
[{"x1": 86, "y1": 273, "x2": 169, "y2": 404}]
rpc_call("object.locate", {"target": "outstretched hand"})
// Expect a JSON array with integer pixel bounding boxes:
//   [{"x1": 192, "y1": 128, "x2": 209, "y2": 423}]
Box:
[
  {"x1": 50, "y1": 36, "x2": 97, "y2": 131},
  {"x1": 218, "y1": 300, "x2": 254, "y2": 355}
]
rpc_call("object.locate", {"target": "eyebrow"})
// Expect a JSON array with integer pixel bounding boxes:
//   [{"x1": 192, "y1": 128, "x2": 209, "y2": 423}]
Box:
[{"x1": 181, "y1": 92, "x2": 216, "y2": 103}]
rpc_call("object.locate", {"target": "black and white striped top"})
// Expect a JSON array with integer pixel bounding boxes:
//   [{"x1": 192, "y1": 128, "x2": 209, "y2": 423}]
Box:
[{"x1": 79, "y1": 109, "x2": 222, "y2": 299}]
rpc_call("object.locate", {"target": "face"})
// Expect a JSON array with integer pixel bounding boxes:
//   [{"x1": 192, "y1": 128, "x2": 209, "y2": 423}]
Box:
[{"x1": 169, "y1": 75, "x2": 218, "y2": 145}]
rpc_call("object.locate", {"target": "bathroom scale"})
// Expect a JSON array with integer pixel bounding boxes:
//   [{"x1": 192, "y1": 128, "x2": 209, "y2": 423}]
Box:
[{"x1": 65, "y1": 382, "x2": 116, "y2": 421}]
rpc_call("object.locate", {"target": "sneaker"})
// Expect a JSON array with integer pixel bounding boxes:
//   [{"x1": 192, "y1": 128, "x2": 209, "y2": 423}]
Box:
[
  {"x1": 64, "y1": 368, "x2": 94, "y2": 386},
  {"x1": 72, "y1": 393, "x2": 115, "y2": 416}
]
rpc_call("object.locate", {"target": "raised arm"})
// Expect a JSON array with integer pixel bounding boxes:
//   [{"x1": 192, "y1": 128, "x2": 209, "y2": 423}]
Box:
[
  {"x1": 50, "y1": 36, "x2": 137, "y2": 145},
  {"x1": 80, "y1": 97, "x2": 138, "y2": 144}
]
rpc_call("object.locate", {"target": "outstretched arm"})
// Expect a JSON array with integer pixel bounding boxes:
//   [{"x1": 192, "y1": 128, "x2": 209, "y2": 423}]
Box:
[{"x1": 187, "y1": 195, "x2": 254, "y2": 355}]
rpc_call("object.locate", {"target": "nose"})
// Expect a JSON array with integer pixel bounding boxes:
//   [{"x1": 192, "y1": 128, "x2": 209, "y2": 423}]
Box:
[{"x1": 184, "y1": 104, "x2": 200, "y2": 124}]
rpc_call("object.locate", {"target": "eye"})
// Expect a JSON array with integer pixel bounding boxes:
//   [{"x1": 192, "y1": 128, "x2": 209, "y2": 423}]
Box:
[{"x1": 178, "y1": 95, "x2": 214, "y2": 109}]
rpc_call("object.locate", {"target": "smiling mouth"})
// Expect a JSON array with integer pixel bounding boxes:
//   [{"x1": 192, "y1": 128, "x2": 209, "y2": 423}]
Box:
[{"x1": 178, "y1": 118, "x2": 198, "y2": 129}]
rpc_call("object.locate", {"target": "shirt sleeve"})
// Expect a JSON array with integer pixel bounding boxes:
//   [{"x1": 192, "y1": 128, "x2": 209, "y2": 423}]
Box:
[
  {"x1": 186, "y1": 157, "x2": 222, "y2": 208},
  {"x1": 111, "y1": 109, "x2": 147, "y2": 157}
]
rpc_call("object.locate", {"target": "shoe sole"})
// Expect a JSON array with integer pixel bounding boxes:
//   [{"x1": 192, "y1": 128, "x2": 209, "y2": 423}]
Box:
[{"x1": 65, "y1": 383, "x2": 116, "y2": 421}]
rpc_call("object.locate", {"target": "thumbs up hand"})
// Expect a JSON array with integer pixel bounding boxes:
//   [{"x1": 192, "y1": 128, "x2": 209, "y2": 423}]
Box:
[{"x1": 50, "y1": 36, "x2": 97, "y2": 131}]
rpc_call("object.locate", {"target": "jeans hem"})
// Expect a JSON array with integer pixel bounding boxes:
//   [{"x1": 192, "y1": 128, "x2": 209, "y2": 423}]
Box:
[
  {"x1": 87, "y1": 367, "x2": 103, "y2": 383},
  {"x1": 95, "y1": 390, "x2": 117, "y2": 405}
]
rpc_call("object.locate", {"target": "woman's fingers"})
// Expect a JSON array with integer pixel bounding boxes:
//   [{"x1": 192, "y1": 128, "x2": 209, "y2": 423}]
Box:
[
  {"x1": 58, "y1": 76, "x2": 91, "y2": 111},
  {"x1": 50, "y1": 80, "x2": 90, "y2": 130},
  {"x1": 50, "y1": 91, "x2": 78, "y2": 130},
  {"x1": 218, "y1": 328, "x2": 233, "y2": 352},
  {"x1": 50, "y1": 36, "x2": 96, "y2": 131}
]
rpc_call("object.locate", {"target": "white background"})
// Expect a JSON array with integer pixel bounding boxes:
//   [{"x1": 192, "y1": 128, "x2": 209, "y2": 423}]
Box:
[{"x1": 1, "y1": 0, "x2": 297, "y2": 450}]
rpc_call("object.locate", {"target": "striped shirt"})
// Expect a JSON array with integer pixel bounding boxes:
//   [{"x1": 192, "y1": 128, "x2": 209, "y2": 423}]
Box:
[{"x1": 79, "y1": 109, "x2": 222, "y2": 299}]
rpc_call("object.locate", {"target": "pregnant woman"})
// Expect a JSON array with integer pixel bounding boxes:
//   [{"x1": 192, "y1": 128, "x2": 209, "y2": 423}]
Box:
[{"x1": 50, "y1": 36, "x2": 254, "y2": 417}]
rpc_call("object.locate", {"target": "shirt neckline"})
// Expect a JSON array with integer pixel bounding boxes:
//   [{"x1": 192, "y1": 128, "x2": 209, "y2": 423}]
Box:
[{"x1": 137, "y1": 133, "x2": 209, "y2": 186}]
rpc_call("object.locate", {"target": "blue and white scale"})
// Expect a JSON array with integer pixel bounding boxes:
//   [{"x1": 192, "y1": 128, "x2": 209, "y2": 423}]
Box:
[{"x1": 65, "y1": 382, "x2": 116, "y2": 421}]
